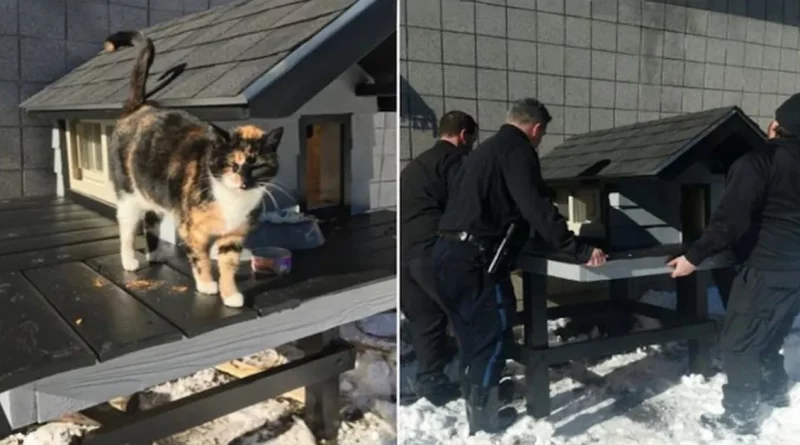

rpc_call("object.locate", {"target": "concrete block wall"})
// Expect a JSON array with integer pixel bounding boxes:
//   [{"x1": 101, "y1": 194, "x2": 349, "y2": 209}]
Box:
[
  {"x1": 352, "y1": 112, "x2": 398, "y2": 212},
  {"x1": 0, "y1": 0, "x2": 238, "y2": 199},
  {"x1": 400, "y1": 0, "x2": 800, "y2": 168},
  {"x1": 368, "y1": 112, "x2": 398, "y2": 211}
]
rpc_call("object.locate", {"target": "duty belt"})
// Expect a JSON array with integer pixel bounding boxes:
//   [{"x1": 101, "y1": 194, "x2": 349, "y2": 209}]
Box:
[{"x1": 438, "y1": 230, "x2": 493, "y2": 252}]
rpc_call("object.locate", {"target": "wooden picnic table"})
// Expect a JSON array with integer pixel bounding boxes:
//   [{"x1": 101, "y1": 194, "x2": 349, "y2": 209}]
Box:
[
  {"x1": 513, "y1": 243, "x2": 731, "y2": 418},
  {"x1": 0, "y1": 196, "x2": 395, "y2": 444}
]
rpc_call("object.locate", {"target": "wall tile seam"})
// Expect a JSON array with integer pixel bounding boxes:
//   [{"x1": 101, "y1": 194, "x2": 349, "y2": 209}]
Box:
[
  {"x1": 481, "y1": 6, "x2": 771, "y2": 34},
  {"x1": 404, "y1": 19, "x2": 800, "y2": 49},
  {"x1": 472, "y1": 0, "x2": 480, "y2": 135},
  {"x1": 504, "y1": 0, "x2": 511, "y2": 105},
  {"x1": 401, "y1": 33, "x2": 800, "y2": 69},
  {"x1": 558, "y1": 0, "x2": 566, "y2": 108},
  {"x1": 400, "y1": 65, "x2": 800, "y2": 87}
]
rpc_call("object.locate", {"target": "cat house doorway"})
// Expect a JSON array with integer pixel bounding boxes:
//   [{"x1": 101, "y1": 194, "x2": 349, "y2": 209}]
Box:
[
  {"x1": 298, "y1": 114, "x2": 352, "y2": 218},
  {"x1": 680, "y1": 184, "x2": 710, "y2": 244}
]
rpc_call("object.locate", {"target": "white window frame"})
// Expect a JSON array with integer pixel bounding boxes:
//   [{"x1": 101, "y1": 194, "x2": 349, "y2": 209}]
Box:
[
  {"x1": 65, "y1": 119, "x2": 117, "y2": 205},
  {"x1": 555, "y1": 186, "x2": 604, "y2": 234}
]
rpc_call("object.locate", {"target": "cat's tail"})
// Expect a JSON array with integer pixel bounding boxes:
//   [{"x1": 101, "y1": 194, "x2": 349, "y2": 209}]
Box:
[{"x1": 103, "y1": 30, "x2": 154, "y2": 117}]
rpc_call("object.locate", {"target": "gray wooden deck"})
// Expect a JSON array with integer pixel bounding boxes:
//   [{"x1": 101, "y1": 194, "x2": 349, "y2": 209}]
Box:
[{"x1": 0, "y1": 197, "x2": 396, "y2": 429}]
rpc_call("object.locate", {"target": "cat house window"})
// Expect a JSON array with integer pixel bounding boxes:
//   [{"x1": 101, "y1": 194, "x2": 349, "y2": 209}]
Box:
[
  {"x1": 300, "y1": 115, "x2": 351, "y2": 217},
  {"x1": 570, "y1": 188, "x2": 601, "y2": 223},
  {"x1": 66, "y1": 120, "x2": 116, "y2": 204},
  {"x1": 554, "y1": 186, "x2": 603, "y2": 234},
  {"x1": 554, "y1": 188, "x2": 570, "y2": 215}
]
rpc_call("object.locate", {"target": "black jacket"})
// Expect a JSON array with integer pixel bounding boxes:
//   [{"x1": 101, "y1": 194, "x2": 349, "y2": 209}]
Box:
[
  {"x1": 400, "y1": 140, "x2": 469, "y2": 260},
  {"x1": 686, "y1": 137, "x2": 800, "y2": 270},
  {"x1": 439, "y1": 124, "x2": 592, "y2": 263}
]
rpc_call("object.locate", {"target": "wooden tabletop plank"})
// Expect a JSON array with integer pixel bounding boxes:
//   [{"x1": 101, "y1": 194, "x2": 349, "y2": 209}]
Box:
[
  {"x1": 0, "y1": 197, "x2": 72, "y2": 211},
  {"x1": 0, "y1": 271, "x2": 96, "y2": 393},
  {"x1": 87, "y1": 254, "x2": 258, "y2": 338},
  {"x1": 1, "y1": 203, "x2": 89, "y2": 218},
  {"x1": 159, "y1": 212, "x2": 395, "y2": 313},
  {"x1": 0, "y1": 238, "x2": 143, "y2": 272},
  {"x1": 23, "y1": 263, "x2": 182, "y2": 360},
  {"x1": 163, "y1": 233, "x2": 394, "y2": 314},
  {"x1": 1, "y1": 209, "x2": 105, "y2": 228},
  {"x1": 322, "y1": 224, "x2": 395, "y2": 249},
  {"x1": 252, "y1": 241, "x2": 394, "y2": 315},
  {"x1": 0, "y1": 217, "x2": 116, "y2": 241},
  {"x1": 324, "y1": 210, "x2": 395, "y2": 230},
  {"x1": 0, "y1": 226, "x2": 119, "y2": 256}
]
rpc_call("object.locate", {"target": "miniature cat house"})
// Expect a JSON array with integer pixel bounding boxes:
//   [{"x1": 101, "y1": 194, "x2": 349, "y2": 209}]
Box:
[
  {"x1": 538, "y1": 106, "x2": 766, "y2": 255},
  {"x1": 17, "y1": 0, "x2": 397, "y2": 248}
]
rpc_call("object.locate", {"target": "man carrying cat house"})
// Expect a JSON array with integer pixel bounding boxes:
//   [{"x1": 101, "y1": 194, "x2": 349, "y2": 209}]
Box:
[
  {"x1": 433, "y1": 98, "x2": 607, "y2": 435},
  {"x1": 669, "y1": 93, "x2": 800, "y2": 435}
]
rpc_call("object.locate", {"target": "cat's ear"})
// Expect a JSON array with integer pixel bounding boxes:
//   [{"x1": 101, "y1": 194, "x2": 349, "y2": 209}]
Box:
[{"x1": 259, "y1": 127, "x2": 284, "y2": 154}]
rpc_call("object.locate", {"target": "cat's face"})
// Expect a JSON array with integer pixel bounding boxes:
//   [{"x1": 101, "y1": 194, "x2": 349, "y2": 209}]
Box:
[{"x1": 211, "y1": 125, "x2": 283, "y2": 191}]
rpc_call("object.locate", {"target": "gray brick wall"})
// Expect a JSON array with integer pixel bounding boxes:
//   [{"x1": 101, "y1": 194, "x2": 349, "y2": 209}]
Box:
[
  {"x1": 400, "y1": 0, "x2": 800, "y2": 167},
  {"x1": 0, "y1": 0, "x2": 239, "y2": 199}
]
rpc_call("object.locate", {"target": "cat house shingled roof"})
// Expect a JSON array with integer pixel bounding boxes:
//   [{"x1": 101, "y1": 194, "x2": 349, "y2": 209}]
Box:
[
  {"x1": 539, "y1": 106, "x2": 766, "y2": 183},
  {"x1": 19, "y1": 0, "x2": 395, "y2": 120}
]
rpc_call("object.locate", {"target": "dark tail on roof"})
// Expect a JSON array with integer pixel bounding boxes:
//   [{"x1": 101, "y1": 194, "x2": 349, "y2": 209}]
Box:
[{"x1": 103, "y1": 30, "x2": 154, "y2": 117}]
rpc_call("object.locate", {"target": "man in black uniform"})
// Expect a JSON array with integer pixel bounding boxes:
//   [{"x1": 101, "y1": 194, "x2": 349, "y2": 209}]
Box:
[
  {"x1": 433, "y1": 98, "x2": 607, "y2": 434},
  {"x1": 669, "y1": 93, "x2": 800, "y2": 435},
  {"x1": 400, "y1": 110, "x2": 478, "y2": 406}
]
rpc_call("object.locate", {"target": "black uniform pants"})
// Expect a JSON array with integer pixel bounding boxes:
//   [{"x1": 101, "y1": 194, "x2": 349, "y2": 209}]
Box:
[
  {"x1": 400, "y1": 255, "x2": 452, "y2": 385},
  {"x1": 720, "y1": 266, "x2": 800, "y2": 409},
  {"x1": 433, "y1": 237, "x2": 516, "y2": 388}
]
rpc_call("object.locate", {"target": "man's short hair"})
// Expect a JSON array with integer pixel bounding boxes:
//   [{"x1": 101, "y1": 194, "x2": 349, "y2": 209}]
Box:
[
  {"x1": 507, "y1": 98, "x2": 552, "y2": 126},
  {"x1": 438, "y1": 110, "x2": 477, "y2": 137}
]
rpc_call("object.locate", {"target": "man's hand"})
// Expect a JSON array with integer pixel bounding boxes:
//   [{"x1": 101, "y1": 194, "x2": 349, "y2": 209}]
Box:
[
  {"x1": 584, "y1": 247, "x2": 608, "y2": 267},
  {"x1": 666, "y1": 255, "x2": 697, "y2": 278}
]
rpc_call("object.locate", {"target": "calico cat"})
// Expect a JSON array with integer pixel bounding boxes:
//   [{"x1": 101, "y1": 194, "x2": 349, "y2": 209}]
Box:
[{"x1": 104, "y1": 30, "x2": 283, "y2": 308}]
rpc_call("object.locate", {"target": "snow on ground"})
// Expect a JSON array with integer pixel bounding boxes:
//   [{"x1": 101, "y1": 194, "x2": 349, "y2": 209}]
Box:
[
  {"x1": 399, "y1": 288, "x2": 800, "y2": 445},
  {"x1": 0, "y1": 313, "x2": 398, "y2": 445}
]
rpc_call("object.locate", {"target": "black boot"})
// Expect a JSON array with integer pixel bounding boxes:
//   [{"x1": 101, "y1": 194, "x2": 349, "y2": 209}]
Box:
[
  {"x1": 460, "y1": 369, "x2": 515, "y2": 403},
  {"x1": 700, "y1": 385, "x2": 762, "y2": 435},
  {"x1": 761, "y1": 359, "x2": 791, "y2": 408},
  {"x1": 700, "y1": 410, "x2": 762, "y2": 435},
  {"x1": 466, "y1": 384, "x2": 518, "y2": 435},
  {"x1": 412, "y1": 374, "x2": 461, "y2": 407}
]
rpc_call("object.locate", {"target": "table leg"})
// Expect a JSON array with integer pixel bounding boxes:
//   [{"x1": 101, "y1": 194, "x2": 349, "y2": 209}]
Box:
[
  {"x1": 298, "y1": 329, "x2": 341, "y2": 440},
  {"x1": 523, "y1": 272, "x2": 550, "y2": 418},
  {"x1": 676, "y1": 272, "x2": 712, "y2": 378}
]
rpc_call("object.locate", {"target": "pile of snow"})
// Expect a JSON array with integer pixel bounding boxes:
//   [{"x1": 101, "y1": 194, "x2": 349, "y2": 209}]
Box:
[
  {"x1": 399, "y1": 289, "x2": 800, "y2": 444},
  {"x1": 0, "y1": 314, "x2": 398, "y2": 445}
]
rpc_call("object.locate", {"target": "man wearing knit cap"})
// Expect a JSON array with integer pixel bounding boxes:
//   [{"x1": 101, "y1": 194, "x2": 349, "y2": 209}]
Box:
[{"x1": 668, "y1": 93, "x2": 800, "y2": 435}]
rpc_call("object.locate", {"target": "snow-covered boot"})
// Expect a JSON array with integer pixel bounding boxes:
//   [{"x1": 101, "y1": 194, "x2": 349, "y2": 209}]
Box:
[
  {"x1": 701, "y1": 385, "x2": 763, "y2": 435},
  {"x1": 700, "y1": 410, "x2": 761, "y2": 435},
  {"x1": 466, "y1": 385, "x2": 518, "y2": 435},
  {"x1": 460, "y1": 368, "x2": 514, "y2": 402},
  {"x1": 760, "y1": 377, "x2": 790, "y2": 408},
  {"x1": 761, "y1": 358, "x2": 791, "y2": 408},
  {"x1": 411, "y1": 374, "x2": 461, "y2": 407}
]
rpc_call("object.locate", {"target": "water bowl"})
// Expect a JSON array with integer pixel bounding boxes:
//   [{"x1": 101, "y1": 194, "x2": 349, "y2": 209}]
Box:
[{"x1": 250, "y1": 246, "x2": 292, "y2": 275}]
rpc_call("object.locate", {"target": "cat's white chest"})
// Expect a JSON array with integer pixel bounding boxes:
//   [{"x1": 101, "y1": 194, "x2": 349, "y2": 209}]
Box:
[{"x1": 211, "y1": 179, "x2": 263, "y2": 233}]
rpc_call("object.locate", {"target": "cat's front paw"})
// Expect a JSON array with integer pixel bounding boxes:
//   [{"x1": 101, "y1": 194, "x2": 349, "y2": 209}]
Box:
[
  {"x1": 121, "y1": 256, "x2": 140, "y2": 271},
  {"x1": 196, "y1": 280, "x2": 219, "y2": 295},
  {"x1": 222, "y1": 292, "x2": 244, "y2": 308}
]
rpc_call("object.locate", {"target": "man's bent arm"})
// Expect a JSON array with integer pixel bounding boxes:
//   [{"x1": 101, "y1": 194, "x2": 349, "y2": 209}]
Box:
[
  {"x1": 501, "y1": 146, "x2": 592, "y2": 262},
  {"x1": 685, "y1": 153, "x2": 768, "y2": 266}
]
